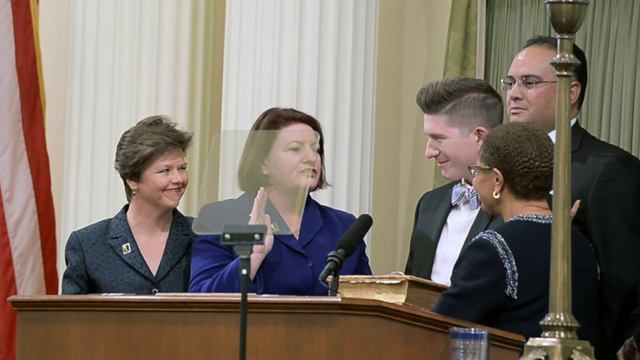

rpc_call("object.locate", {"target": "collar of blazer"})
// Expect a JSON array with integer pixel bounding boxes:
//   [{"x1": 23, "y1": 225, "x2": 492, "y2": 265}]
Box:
[
  {"x1": 571, "y1": 121, "x2": 587, "y2": 153},
  {"x1": 107, "y1": 205, "x2": 193, "y2": 282},
  {"x1": 236, "y1": 192, "x2": 322, "y2": 252}
]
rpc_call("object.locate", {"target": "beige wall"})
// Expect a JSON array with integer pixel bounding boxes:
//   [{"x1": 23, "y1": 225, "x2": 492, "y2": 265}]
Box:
[
  {"x1": 369, "y1": 0, "x2": 452, "y2": 274},
  {"x1": 179, "y1": 0, "x2": 226, "y2": 217},
  {"x1": 40, "y1": 0, "x2": 71, "y2": 275}
]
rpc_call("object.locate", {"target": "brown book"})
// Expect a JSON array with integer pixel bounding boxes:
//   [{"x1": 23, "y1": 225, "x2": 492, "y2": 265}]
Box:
[{"x1": 337, "y1": 274, "x2": 448, "y2": 309}]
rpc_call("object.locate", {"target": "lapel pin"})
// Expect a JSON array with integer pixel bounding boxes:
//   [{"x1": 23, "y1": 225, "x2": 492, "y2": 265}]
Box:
[{"x1": 122, "y1": 243, "x2": 131, "y2": 255}]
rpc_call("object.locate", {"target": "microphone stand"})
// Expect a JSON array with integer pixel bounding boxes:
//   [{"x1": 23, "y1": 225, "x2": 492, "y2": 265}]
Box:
[
  {"x1": 221, "y1": 224, "x2": 266, "y2": 360},
  {"x1": 328, "y1": 270, "x2": 340, "y2": 296},
  {"x1": 235, "y1": 245, "x2": 252, "y2": 360}
]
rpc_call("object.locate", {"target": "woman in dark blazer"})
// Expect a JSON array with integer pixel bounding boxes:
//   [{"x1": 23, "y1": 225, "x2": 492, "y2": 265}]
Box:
[
  {"x1": 433, "y1": 123, "x2": 599, "y2": 344},
  {"x1": 62, "y1": 115, "x2": 194, "y2": 294},
  {"x1": 189, "y1": 107, "x2": 372, "y2": 295}
]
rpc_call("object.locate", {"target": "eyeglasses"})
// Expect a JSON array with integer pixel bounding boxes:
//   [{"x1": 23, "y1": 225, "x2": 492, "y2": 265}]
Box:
[
  {"x1": 468, "y1": 165, "x2": 494, "y2": 178},
  {"x1": 500, "y1": 76, "x2": 557, "y2": 92}
]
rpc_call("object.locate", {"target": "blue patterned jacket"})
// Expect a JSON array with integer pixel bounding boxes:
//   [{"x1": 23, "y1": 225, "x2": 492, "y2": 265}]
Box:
[{"x1": 62, "y1": 205, "x2": 194, "y2": 294}]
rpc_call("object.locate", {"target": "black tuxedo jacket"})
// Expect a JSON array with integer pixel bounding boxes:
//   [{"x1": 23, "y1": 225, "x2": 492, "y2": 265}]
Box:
[
  {"x1": 404, "y1": 181, "x2": 502, "y2": 279},
  {"x1": 569, "y1": 124, "x2": 640, "y2": 358}
]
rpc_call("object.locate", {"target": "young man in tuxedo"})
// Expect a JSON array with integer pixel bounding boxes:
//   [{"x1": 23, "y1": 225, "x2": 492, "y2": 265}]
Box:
[
  {"x1": 505, "y1": 35, "x2": 640, "y2": 358},
  {"x1": 404, "y1": 77, "x2": 503, "y2": 286}
]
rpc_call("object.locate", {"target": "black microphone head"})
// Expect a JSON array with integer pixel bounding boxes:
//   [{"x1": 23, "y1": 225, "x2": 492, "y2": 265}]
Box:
[{"x1": 337, "y1": 214, "x2": 373, "y2": 256}]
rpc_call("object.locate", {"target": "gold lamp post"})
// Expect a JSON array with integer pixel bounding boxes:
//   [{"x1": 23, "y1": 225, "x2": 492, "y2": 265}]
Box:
[{"x1": 520, "y1": 1, "x2": 593, "y2": 359}]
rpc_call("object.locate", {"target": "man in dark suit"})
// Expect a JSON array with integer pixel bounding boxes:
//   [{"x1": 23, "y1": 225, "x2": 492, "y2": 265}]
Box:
[
  {"x1": 404, "y1": 78, "x2": 504, "y2": 285},
  {"x1": 505, "y1": 35, "x2": 640, "y2": 358}
]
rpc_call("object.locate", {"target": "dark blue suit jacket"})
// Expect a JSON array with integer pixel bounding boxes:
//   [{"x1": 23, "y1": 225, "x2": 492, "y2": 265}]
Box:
[
  {"x1": 189, "y1": 193, "x2": 372, "y2": 295},
  {"x1": 433, "y1": 216, "x2": 598, "y2": 343},
  {"x1": 62, "y1": 205, "x2": 194, "y2": 294}
]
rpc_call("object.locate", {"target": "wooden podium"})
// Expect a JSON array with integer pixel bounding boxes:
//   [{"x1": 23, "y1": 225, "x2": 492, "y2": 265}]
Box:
[{"x1": 10, "y1": 294, "x2": 524, "y2": 359}]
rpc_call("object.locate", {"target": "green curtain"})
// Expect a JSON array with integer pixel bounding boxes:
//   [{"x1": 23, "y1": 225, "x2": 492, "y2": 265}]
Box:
[
  {"x1": 484, "y1": 0, "x2": 640, "y2": 158},
  {"x1": 435, "y1": 0, "x2": 478, "y2": 186},
  {"x1": 444, "y1": 0, "x2": 477, "y2": 78}
]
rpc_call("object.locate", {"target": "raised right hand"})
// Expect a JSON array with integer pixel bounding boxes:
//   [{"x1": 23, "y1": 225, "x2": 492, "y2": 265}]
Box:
[{"x1": 248, "y1": 187, "x2": 274, "y2": 279}]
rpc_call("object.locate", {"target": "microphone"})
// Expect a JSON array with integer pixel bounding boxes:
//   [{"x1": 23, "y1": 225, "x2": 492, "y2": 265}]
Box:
[{"x1": 318, "y1": 214, "x2": 373, "y2": 284}]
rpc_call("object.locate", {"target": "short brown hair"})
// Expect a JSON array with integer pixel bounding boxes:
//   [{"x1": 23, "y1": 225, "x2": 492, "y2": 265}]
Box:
[
  {"x1": 416, "y1": 77, "x2": 503, "y2": 133},
  {"x1": 115, "y1": 115, "x2": 193, "y2": 201},
  {"x1": 480, "y1": 122, "x2": 553, "y2": 200},
  {"x1": 237, "y1": 107, "x2": 329, "y2": 192}
]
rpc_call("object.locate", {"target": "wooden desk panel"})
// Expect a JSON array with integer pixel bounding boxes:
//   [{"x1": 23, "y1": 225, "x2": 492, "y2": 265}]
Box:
[{"x1": 10, "y1": 294, "x2": 524, "y2": 359}]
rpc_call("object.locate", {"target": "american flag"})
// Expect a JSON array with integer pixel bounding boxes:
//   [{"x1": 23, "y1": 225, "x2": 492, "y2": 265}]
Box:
[{"x1": 0, "y1": 0, "x2": 58, "y2": 358}]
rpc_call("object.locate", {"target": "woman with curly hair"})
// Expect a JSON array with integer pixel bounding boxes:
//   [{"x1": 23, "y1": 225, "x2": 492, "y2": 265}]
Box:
[{"x1": 433, "y1": 122, "x2": 598, "y2": 343}]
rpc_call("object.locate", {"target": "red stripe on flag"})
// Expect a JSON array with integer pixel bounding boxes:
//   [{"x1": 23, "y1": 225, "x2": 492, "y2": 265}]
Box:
[
  {"x1": 11, "y1": 0, "x2": 58, "y2": 294},
  {"x1": 0, "y1": 192, "x2": 18, "y2": 360}
]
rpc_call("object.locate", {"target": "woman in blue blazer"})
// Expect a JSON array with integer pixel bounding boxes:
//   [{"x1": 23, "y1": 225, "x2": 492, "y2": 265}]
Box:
[
  {"x1": 189, "y1": 108, "x2": 372, "y2": 295},
  {"x1": 62, "y1": 116, "x2": 194, "y2": 294}
]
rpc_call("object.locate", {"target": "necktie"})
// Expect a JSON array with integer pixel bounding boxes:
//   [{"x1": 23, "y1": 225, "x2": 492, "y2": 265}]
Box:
[{"x1": 451, "y1": 183, "x2": 480, "y2": 210}]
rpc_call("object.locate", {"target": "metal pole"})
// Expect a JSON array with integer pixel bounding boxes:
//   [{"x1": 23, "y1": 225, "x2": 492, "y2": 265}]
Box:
[
  {"x1": 239, "y1": 255, "x2": 250, "y2": 360},
  {"x1": 520, "y1": 1, "x2": 593, "y2": 359}
]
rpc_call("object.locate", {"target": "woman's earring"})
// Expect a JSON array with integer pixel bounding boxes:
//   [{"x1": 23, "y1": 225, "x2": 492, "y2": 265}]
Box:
[{"x1": 492, "y1": 190, "x2": 500, "y2": 200}]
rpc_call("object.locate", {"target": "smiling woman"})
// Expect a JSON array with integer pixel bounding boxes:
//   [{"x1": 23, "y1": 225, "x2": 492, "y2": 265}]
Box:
[
  {"x1": 61, "y1": 116, "x2": 195, "y2": 294},
  {"x1": 126, "y1": 149, "x2": 189, "y2": 215}
]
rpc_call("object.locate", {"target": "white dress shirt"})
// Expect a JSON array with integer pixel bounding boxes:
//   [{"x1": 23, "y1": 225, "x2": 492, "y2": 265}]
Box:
[
  {"x1": 548, "y1": 118, "x2": 577, "y2": 143},
  {"x1": 431, "y1": 181, "x2": 480, "y2": 286}
]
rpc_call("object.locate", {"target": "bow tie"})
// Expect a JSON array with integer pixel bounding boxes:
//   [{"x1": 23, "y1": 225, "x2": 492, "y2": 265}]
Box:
[{"x1": 451, "y1": 183, "x2": 480, "y2": 210}]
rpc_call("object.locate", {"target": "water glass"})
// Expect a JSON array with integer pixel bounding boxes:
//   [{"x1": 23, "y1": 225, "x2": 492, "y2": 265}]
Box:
[{"x1": 449, "y1": 327, "x2": 490, "y2": 360}]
